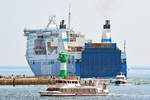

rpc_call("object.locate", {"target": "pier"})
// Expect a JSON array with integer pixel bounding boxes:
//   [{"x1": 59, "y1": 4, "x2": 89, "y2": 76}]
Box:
[
  {"x1": 0, "y1": 76, "x2": 115, "y2": 85},
  {"x1": 0, "y1": 76, "x2": 57, "y2": 85}
]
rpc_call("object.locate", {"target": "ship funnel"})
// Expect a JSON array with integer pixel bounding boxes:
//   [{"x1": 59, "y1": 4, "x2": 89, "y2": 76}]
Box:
[
  {"x1": 59, "y1": 20, "x2": 66, "y2": 29},
  {"x1": 101, "y1": 20, "x2": 112, "y2": 43}
]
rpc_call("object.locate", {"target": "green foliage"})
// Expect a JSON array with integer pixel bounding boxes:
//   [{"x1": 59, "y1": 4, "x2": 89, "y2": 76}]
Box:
[{"x1": 116, "y1": 46, "x2": 120, "y2": 50}]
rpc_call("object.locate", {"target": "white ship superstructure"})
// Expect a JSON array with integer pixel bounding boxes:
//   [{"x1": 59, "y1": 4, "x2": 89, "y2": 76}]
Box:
[{"x1": 24, "y1": 16, "x2": 90, "y2": 76}]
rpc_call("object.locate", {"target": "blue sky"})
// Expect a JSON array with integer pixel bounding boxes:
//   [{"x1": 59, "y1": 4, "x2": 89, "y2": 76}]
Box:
[{"x1": 0, "y1": 0, "x2": 150, "y2": 66}]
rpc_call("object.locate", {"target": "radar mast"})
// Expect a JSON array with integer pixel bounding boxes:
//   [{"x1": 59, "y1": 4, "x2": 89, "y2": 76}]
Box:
[{"x1": 68, "y1": 3, "x2": 71, "y2": 30}]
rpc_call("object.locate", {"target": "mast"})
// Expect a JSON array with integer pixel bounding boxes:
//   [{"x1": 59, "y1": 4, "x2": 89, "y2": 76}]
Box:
[
  {"x1": 68, "y1": 4, "x2": 71, "y2": 30},
  {"x1": 124, "y1": 40, "x2": 126, "y2": 53}
]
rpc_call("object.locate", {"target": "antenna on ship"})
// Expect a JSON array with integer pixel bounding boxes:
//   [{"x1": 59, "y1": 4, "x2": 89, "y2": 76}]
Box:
[
  {"x1": 46, "y1": 15, "x2": 57, "y2": 29},
  {"x1": 124, "y1": 40, "x2": 126, "y2": 53},
  {"x1": 68, "y1": 3, "x2": 71, "y2": 30}
]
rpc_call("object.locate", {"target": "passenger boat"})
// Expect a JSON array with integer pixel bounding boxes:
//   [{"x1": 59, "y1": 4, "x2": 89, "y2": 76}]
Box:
[
  {"x1": 114, "y1": 73, "x2": 127, "y2": 85},
  {"x1": 39, "y1": 79, "x2": 109, "y2": 96}
]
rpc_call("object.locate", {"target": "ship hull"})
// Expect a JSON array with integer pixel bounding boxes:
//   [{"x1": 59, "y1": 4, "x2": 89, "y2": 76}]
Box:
[
  {"x1": 40, "y1": 94, "x2": 108, "y2": 96},
  {"x1": 39, "y1": 91, "x2": 109, "y2": 96},
  {"x1": 28, "y1": 60, "x2": 76, "y2": 76}
]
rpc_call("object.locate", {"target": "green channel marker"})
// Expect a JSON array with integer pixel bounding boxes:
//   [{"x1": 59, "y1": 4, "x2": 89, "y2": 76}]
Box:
[{"x1": 58, "y1": 52, "x2": 69, "y2": 78}]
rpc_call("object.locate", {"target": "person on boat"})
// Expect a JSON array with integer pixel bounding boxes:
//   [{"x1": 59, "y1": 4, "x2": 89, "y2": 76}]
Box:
[
  {"x1": 102, "y1": 83, "x2": 106, "y2": 90},
  {"x1": 89, "y1": 80, "x2": 92, "y2": 86}
]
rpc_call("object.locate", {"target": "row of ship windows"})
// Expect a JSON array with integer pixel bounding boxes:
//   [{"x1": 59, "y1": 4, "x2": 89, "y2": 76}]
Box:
[
  {"x1": 28, "y1": 34, "x2": 82, "y2": 41},
  {"x1": 67, "y1": 33, "x2": 81, "y2": 37},
  {"x1": 32, "y1": 61, "x2": 55, "y2": 64},
  {"x1": 28, "y1": 36, "x2": 82, "y2": 44},
  {"x1": 31, "y1": 60, "x2": 76, "y2": 65},
  {"x1": 28, "y1": 35, "x2": 50, "y2": 40}
]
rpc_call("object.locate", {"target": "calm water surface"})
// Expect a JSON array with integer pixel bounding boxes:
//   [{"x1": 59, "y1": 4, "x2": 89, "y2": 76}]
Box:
[{"x1": 0, "y1": 66, "x2": 150, "y2": 100}]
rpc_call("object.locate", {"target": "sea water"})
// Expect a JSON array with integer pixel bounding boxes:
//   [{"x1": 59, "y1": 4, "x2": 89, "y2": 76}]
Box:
[{"x1": 0, "y1": 66, "x2": 150, "y2": 100}]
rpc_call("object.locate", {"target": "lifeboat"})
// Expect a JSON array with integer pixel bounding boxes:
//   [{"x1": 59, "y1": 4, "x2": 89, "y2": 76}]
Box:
[{"x1": 33, "y1": 46, "x2": 44, "y2": 51}]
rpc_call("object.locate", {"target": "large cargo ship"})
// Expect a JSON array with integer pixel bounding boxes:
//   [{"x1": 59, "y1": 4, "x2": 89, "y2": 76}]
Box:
[
  {"x1": 24, "y1": 14, "x2": 127, "y2": 78},
  {"x1": 24, "y1": 16, "x2": 90, "y2": 76}
]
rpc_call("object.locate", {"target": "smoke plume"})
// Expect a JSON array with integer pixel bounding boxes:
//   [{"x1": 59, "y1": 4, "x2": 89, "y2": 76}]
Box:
[{"x1": 96, "y1": 0, "x2": 121, "y2": 19}]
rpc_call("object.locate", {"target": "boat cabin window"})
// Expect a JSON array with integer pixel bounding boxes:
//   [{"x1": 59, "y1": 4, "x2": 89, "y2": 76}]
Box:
[
  {"x1": 62, "y1": 81, "x2": 66, "y2": 83},
  {"x1": 67, "y1": 81, "x2": 78, "y2": 84},
  {"x1": 67, "y1": 81, "x2": 71, "y2": 83},
  {"x1": 56, "y1": 80, "x2": 67, "y2": 83},
  {"x1": 46, "y1": 88, "x2": 59, "y2": 91},
  {"x1": 56, "y1": 80, "x2": 79, "y2": 84},
  {"x1": 75, "y1": 81, "x2": 78, "y2": 84},
  {"x1": 116, "y1": 77, "x2": 124, "y2": 79}
]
